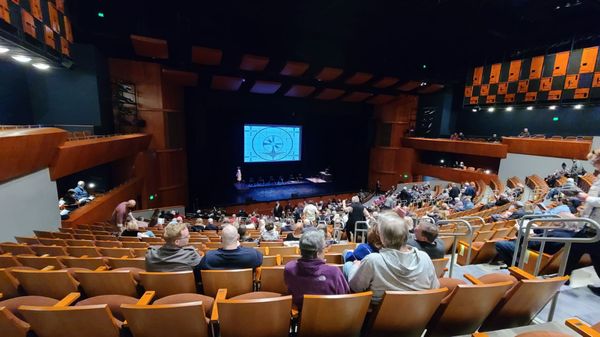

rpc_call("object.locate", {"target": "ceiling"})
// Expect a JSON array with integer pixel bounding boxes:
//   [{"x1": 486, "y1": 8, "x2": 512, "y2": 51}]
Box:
[{"x1": 68, "y1": 0, "x2": 600, "y2": 89}]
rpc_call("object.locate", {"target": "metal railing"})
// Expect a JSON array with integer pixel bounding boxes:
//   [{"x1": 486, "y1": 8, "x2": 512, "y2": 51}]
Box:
[
  {"x1": 512, "y1": 214, "x2": 561, "y2": 267},
  {"x1": 460, "y1": 216, "x2": 486, "y2": 227},
  {"x1": 517, "y1": 217, "x2": 600, "y2": 321},
  {"x1": 353, "y1": 221, "x2": 369, "y2": 243},
  {"x1": 436, "y1": 219, "x2": 473, "y2": 277}
]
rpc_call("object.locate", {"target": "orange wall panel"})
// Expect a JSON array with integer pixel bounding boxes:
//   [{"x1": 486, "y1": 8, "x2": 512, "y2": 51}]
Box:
[
  {"x1": 552, "y1": 51, "x2": 570, "y2": 77},
  {"x1": 529, "y1": 56, "x2": 544, "y2": 79},
  {"x1": 489, "y1": 63, "x2": 502, "y2": 84},
  {"x1": 473, "y1": 67, "x2": 484, "y2": 85},
  {"x1": 580, "y1": 47, "x2": 598, "y2": 73},
  {"x1": 508, "y1": 60, "x2": 521, "y2": 82}
]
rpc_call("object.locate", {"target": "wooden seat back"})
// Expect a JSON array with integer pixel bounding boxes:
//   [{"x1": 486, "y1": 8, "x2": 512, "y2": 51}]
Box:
[
  {"x1": 0, "y1": 255, "x2": 21, "y2": 268},
  {"x1": 31, "y1": 245, "x2": 68, "y2": 257},
  {"x1": 261, "y1": 255, "x2": 278, "y2": 267},
  {"x1": 11, "y1": 270, "x2": 79, "y2": 299},
  {"x1": 479, "y1": 276, "x2": 568, "y2": 331},
  {"x1": 75, "y1": 270, "x2": 138, "y2": 297},
  {"x1": 254, "y1": 247, "x2": 268, "y2": 255},
  {"x1": 259, "y1": 266, "x2": 287, "y2": 294},
  {"x1": 218, "y1": 295, "x2": 292, "y2": 337},
  {"x1": 94, "y1": 235, "x2": 117, "y2": 241},
  {"x1": 432, "y1": 258, "x2": 449, "y2": 278},
  {"x1": 33, "y1": 230, "x2": 54, "y2": 238},
  {"x1": 281, "y1": 255, "x2": 300, "y2": 264},
  {"x1": 240, "y1": 242, "x2": 258, "y2": 248},
  {"x1": 491, "y1": 228, "x2": 511, "y2": 240},
  {"x1": 473, "y1": 230, "x2": 495, "y2": 242},
  {"x1": 140, "y1": 237, "x2": 164, "y2": 244},
  {"x1": 61, "y1": 257, "x2": 107, "y2": 270},
  {"x1": 118, "y1": 237, "x2": 140, "y2": 242},
  {"x1": 0, "y1": 244, "x2": 35, "y2": 255},
  {"x1": 15, "y1": 236, "x2": 41, "y2": 245},
  {"x1": 260, "y1": 241, "x2": 284, "y2": 247},
  {"x1": 299, "y1": 292, "x2": 372, "y2": 337},
  {"x1": 19, "y1": 304, "x2": 121, "y2": 337},
  {"x1": 425, "y1": 282, "x2": 513, "y2": 337},
  {"x1": 121, "y1": 242, "x2": 149, "y2": 249},
  {"x1": 94, "y1": 241, "x2": 122, "y2": 248},
  {"x1": 0, "y1": 268, "x2": 20, "y2": 298},
  {"x1": 139, "y1": 271, "x2": 196, "y2": 298},
  {"x1": 326, "y1": 243, "x2": 357, "y2": 253},
  {"x1": 267, "y1": 246, "x2": 297, "y2": 256},
  {"x1": 73, "y1": 234, "x2": 96, "y2": 241},
  {"x1": 66, "y1": 246, "x2": 101, "y2": 257},
  {"x1": 17, "y1": 256, "x2": 64, "y2": 270},
  {"x1": 107, "y1": 257, "x2": 146, "y2": 270},
  {"x1": 38, "y1": 238, "x2": 67, "y2": 246},
  {"x1": 99, "y1": 248, "x2": 135, "y2": 258},
  {"x1": 66, "y1": 239, "x2": 95, "y2": 247},
  {"x1": 204, "y1": 242, "x2": 222, "y2": 249},
  {"x1": 201, "y1": 269, "x2": 253, "y2": 298},
  {"x1": 369, "y1": 288, "x2": 448, "y2": 337},
  {"x1": 122, "y1": 302, "x2": 209, "y2": 337},
  {"x1": 0, "y1": 306, "x2": 29, "y2": 337},
  {"x1": 324, "y1": 253, "x2": 343, "y2": 264}
]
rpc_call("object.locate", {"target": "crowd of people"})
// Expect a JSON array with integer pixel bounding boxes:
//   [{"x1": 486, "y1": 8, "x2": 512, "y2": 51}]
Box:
[{"x1": 58, "y1": 180, "x2": 95, "y2": 219}]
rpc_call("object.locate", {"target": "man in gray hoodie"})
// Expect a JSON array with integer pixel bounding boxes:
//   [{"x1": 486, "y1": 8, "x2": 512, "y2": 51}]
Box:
[
  {"x1": 348, "y1": 211, "x2": 439, "y2": 305},
  {"x1": 146, "y1": 222, "x2": 202, "y2": 279}
]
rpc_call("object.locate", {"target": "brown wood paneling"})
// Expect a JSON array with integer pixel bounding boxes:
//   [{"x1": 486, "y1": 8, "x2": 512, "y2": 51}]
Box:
[
  {"x1": 540, "y1": 77, "x2": 553, "y2": 91},
  {"x1": 109, "y1": 59, "x2": 163, "y2": 110},
  {"x1": 156, "y1": 149, "x2": 187, "y2": 206},
  {"x1": 580, "y1": 47, "x2": 598, "y2": 73},
  {"x1": 489, "y1": 63, "x2": 502, "y2": 84},
  {"x1": 50, "y1": 134, "x2": 151, "y2": 180},
  {"x1": 508, "y1": 60, "x2": 522, "y2": 82},
  {"x1": 0, "y1": 128, "x2": 67, "y2": 183},
  {"x1": 525, "y1": 92, "x2": 537, "y2": 102},
  {"x1": 529, "y1": 56, "x2": 544, "y2": 79},
  {"x1": 374, "y1": 95, "x2": 417, "y2": 123},
  {"x1": 486, "y1": 95, "x2": 496, "y2": 104},
  {"x1": 517, "y1": 80, "x2": 529, "y2": 93},
  {"x1": 402, "y1": 137, "x2": 508, "y2": 158},
  {"x1": 504, "y1": 94, "x2": 515, "y2": 103},
  {"x1": 473, "y1": 67, "x2": 484, "y2": 85},
  {"x1": 564, "y1": 74, "x2": 579, "y2": 89},
  {"x1": 413, "y1": 163, "x2": 499, "y2": 185},
  {"x1": 552, "y1": 51, "x2": 570, "y2": 77},
  {"x1": 502, "y1": 137, "x2": 592, "y2": 159},
  {"x1": 130, "y1": 35, "x2": 169, "y2": 59},
  {"x1": 61, "y1": 178, "x2": 143, "y2": 228}
]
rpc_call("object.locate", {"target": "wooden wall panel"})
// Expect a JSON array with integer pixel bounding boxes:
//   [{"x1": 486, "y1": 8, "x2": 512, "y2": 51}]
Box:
[
  {"x1": 109, "y1": 59, "x2": 163, "y2": 110},
  {"x1": 375, "y1": 95, "x2": 417, "y2": 123},
  {"x1": 580, "y1": 47, "x2": 598, "y2": 73},
  {"x1": 61, "y1": 178, "x2": 143, "y2": 227},
  {"x1": 50, "y1": 134, "x2": 151, "y2": 180},
  {"x1": 552, "y1": 51, "x2": 570, "y2": 77},
  {"x1": 402, "y1": 137, "x2": 508, "y2": 158},
  {"x1": 502, "y1": 137, "x2": 591, "y2": 159},
  {"x1": 134, "y1": 150, "x2": 159, "y2": 210},
  {"x1": 0, "y1": 128, "x2": 67, "y2": 183},
  {"x1": 473, "y1": 67, "x2": 484, "y2": 85},
  {"x1": 156, "y1": 149, "x2": 188, "y2": 206},
  {"x1": 413, "y1": 163, "x2": 500, "y2": 185}
]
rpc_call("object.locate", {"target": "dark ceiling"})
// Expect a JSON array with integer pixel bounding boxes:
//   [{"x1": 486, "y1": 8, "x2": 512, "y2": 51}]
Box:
[{"x1": 68, "y1": 0, "x2": 600, "y2": 84}]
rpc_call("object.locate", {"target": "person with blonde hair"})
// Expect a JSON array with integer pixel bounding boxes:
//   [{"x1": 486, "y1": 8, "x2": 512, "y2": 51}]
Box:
[
  {"x1": 145, "y1": 222, "x2": 202, "y2": 278},
  {"x1": 348, "y1": 211, "x2": 439, "y2": 305}
]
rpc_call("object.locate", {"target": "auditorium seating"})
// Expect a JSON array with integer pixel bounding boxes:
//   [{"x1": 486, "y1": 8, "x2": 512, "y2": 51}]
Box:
[
  {"x1": 201, "y1": 269, "x2": 254, "y2": 298},
  {"x1": 139, "y1": 271, "x2": 197, "y2": 298}
]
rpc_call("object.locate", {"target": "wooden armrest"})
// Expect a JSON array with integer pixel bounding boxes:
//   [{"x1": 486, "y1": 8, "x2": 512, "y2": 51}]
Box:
[
  {"x1": 210, "y1": 288, "x2": 228, "y2": 323},
  {"x1": 41, "y1": 266, "x2": 55, "y2": 271},
  {"x1": 120, "y1": 255, "x2": 129, "y2": 259},
  {"x1": 472, "y1": 333, "x2": 490, "y2": 337},
  {"x1": 566, "y1": 318, "x2": 600, "y2": 337},
  {"x1": 54, "y1": 292, "x2": 81, "y2": 307},
  {"x1": 95, "y1": 266, "x2": 109, "y2": 271},
  {"x1": 464, "y1": 274, "x2": 483, "y2": 285},
  {"x1": 136, "y1": 291, "x2": 155, "y2": 305},
  {"x1": 81, "y1": 255, "x2": 89, "y2": 258},
  {"x1": 457, "y1": 240, "x2": 469, "y2": 247},
  {"x1": 41, "y1": 254, "x2": 50, "y2": 257},
  {"x1": 276, "y1": 254, "x2": 281, "y2": 266},
  {"x1": 508, "y1": 266, "x2": 535, "y2": 280}
]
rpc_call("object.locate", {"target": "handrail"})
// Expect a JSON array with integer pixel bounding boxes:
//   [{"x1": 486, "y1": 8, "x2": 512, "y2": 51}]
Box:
[
  {"x1": 353, "y1": 220, "x2": 369, "y2": 243},
  {"x1": 436, "y1": 219, "x2": 473, "y2": 277},
  {"x1": 518, "y1": 217, "x2": 600, "y2": 321},
  {"x1": 418, "y1": 216, "x2": 436, "y2": 225},
  {"x1": 513, "y1": 214, "x2": 561, "y2": 267},
  {"x1": 460, "y1": 216, "x2": 486, "y2": 226}
]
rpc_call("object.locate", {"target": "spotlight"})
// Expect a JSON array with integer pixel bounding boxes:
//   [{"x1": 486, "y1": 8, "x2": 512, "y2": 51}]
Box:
[
  {"x1": 484, "y1": 169, "x2": 491, "y2": 174},
  {"x1": 487, "y1": 107, "x2": 495, "y2": 112},
  {"x1": 32, "y1": 63, "x2": 50, "y2": 70},
  {"x1": 506, "y1": 106, "x2": 513, "y2": 111},
  {"x1": 526, "y1": 106, "x2": 533, "y2": 110},
  {"x1": 440, "y1": 159, "x2": 445, "y2": 164},
  {"x1": 420, "y1": 82, "x2": 427, "y2": 86},
  {"x1": 11, "y1": 55, "x2": 31, "y2": 63},
  {"x1": 549, "y1": 105, "x2": 557, "y2": 110},
  {"x1": 574, "y1": 104, "x2": 583, "y2": 109},
  {"x1": 0, "y1": 47, "x2": 9, "y2": 54},
  {"x1": 88, "y1": 183, "x2": 96, "y2": 189},
  {"x1": 472, "y1": 108, "x2": 477, "y2": 112}
]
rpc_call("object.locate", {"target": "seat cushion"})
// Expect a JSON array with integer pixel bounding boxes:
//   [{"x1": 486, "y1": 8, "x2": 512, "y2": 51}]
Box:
[
  {"x1": 438, "y1": 277, "x2": 467, "y2": 292},
  {"x1": 154, "y1": 293, "x2": 214, "y2": 317},
  {"x1": 0, "y1": 296, "x2": 58, "y2": 320},
  {"x1": 75, "y1": 295, "x2": 138, "y2": 321},
  {"x1": 472, "y1": 241, "x2": 484, "y2": 249},
  {"x1": 229, "y1": 292, "x2": 282, "y2": 300},
  {"x1": 478, "y1": 273, "x2": 518, "y2": 286}
]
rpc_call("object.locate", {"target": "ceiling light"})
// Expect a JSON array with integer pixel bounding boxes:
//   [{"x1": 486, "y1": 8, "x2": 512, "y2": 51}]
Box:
[
  {"x1": 0, "y1": 47, "x2": 9, "y2": 54},
  {"x1": 549, "y1": 105, "x2": 557, "y2": 110},
  {"x1": 484, "y1": 169, "x2": 491, "y2": 174},
  {"x1": 472, "y1": 108, "x2": 477, "y2": 112},
  {"x1": 506, "y1": 106, "x2": 513, "y2": 111},
  {"x1": 88, "y1": 183, "x2": 96, "y2": 189},
  {"x1": 526, "y1": 106, "x2": 533, "y2": 110},
  {"x1": 574, "y1": 104, "x2": 583, "y2": 109},
  {"x1": 487, "y1": 107, "x2": 495, "y2": 112},
  {"x1": 11, "y1": 55, "x2": 31, "y2": 63},
  {"x1": 420, "y1": 82, "x2": 427, "y2": 86},
  {"x1": 32, "y1": 63, "x2": 50, "y2": 70}
]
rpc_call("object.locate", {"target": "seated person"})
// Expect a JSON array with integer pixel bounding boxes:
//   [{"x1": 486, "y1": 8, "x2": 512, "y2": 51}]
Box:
[
  {"x1": 73, "y1": 180, "x2": 89, "y2": 201},
  {"x1": 190, "y1": 218, "x2": 205, "y2": 232},
  {"x1": 407, "y1": 221, "x2": 445, "y2": 259},
  {"x1": 199, "y1": 225, "x2": 263, "y2": 270},
  {"x1": 238, "y1": 227, "x2": 256, "y2": 242},
  {"x1": 344, "y1": 222, "x2": 382, "y2": 263},
  {"x1": 491, "y1": 201, "x2": 526, "y2": 221},
  {"x1": 204, "y1": 218, "x2": 219, "y2": 231},
  {"x1": 146, "y1": 222, "x2": 202, "y2": 279},
  {"x1": 260, "y1": 222, "x2": 280, "y2": 241},
  {"x1": 284, "y1": 230, "x2": 350, "y2": 310},
  {"x1": 121, "y1": 221, "x2": 140, "y2": 237},
  {"x1": 285, "y1": 222, "x2": 304, "y2": 241},
  {"x1": 518, "y1": 128, "x2": 531, "y2": 137},
  {"x1": 348, "y1": 211, "x2": 439, "y2": 305}
]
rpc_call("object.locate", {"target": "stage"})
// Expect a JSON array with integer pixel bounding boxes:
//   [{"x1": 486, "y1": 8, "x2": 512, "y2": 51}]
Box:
[{"x1": 232, "y1": 178, "x2": 336, "y2": 203}]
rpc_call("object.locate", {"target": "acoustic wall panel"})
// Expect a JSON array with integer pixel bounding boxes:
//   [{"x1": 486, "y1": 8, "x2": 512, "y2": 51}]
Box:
[{"x1": 581, "y1": 47, "x2": 598, "y2": 73}]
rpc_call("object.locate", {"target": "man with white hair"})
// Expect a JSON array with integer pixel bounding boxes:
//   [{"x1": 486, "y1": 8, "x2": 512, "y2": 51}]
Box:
[
  {"x1": 342, "y1": 196, "x2": 370, "y2": 240},
  {"x1": 349, "y1": 211, "x2": 439, "y2": 305},
  {"x1": 303, "y1": 200, "x2": 319, "y2": 222},
  {"x1": 199, "y1": 225, "x2": 263, "y2": 270},
  {"x1": 73, "y1": 180, "x2": 89, "y2": 200}
]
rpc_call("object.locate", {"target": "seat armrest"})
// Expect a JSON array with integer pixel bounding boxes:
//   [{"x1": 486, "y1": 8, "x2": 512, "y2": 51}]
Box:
[
  {"x1": 41, "y1": 266, "x2": 55, "y2": 271},
  {"x1": 508, "y1": 266, "x2": 535, "y2": 280},
  {"x1": 566, "y1": 318, "x2": 600, "y2": 337},
  {"x1": 136, "y1": 291, "x2": 155, "y2": 305},
  {"x1": 54, "y1": 292, "x2": 81, "y2": 307},
  {"x1": 210, "y1": 288, "x2": 228, "y2": 323},
  {"x1": 464, "y1": 274, "x2": 483, "y2": 285},
  {"x1": 95, "y1": 266, "x2": 109, "y2": 271}
]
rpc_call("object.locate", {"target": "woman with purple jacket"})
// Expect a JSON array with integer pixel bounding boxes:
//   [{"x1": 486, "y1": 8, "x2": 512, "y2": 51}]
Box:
[{"x1": 284, "y1": 230, "x2": 350, "y2": 310}]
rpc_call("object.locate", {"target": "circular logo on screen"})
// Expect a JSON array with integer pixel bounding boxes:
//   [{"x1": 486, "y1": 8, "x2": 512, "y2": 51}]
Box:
[{"x1": 252, "y1": 127, "x2": 295, "y2": 161}]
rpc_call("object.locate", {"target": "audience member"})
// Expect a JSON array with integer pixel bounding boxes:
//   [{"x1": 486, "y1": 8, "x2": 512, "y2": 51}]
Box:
[
  {"x1": 121, "y1": 221, "x2": 139, "y2": 237},
  {"x1": 146, "y1": 222, "x2": 202, "y2": 279},
  {"x1": 344, "y1": 222, "x2": 382, "y2": 263},
  {"x1": 284, "y1": 230, "x2": 350, "y2": 310},
  {"x1": 285, "y1": 222, "x2": 304, "y2": 241},
  {"x1": 518, "y1": 128, "x2": 531, "y2": 137},
  {"x1": 205, "y1": 218, "x2": 219, "y2": 231},
  {"x1": 111, "y1": 199, "x2": 137, "y2": 229},
  {"x1": 199, "y1": 225, "x2": 263, "y2": 270},
  {"x1": 348, "y1": 212, "x2": 439, "y2": 305},
  {"x1": 407, "y1": 221, "x2": 445, "y2": 259},
  {"x1": 238, "y1": 227, "x2": 255, "y2": 242},
  {"x1": 260, "y1": 222, "x2": 280, "y2": 241},
  {"x1": 343, "y1": 196, "x2": 370, "y2": 240},
  {"x1": 73, "y1": 180, "x2": 89, "y2": 200},
  {"x1": 303, "y1": 200, "x2": 319, "y2": 222}
]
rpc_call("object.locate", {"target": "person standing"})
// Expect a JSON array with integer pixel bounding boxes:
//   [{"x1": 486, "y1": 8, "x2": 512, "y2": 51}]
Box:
[
  {"x1": 343, "y1": 196, "x2": 370, "y2": 241},
  {"x1": 236, "y1": 166, "x2": 242, "y2": 183},
  {"x1": 111, "y1": 199, "x2": 137, "y2": 229},
  {"x1": 273, "y1": 201, "x2": 283, "y2": 218}
]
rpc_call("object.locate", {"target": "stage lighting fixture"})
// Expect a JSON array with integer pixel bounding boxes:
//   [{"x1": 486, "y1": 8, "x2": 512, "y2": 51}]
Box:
[
  {"x1": 505, "y1": 106, "x2": 513, "y2": 111},
  {"x1": 422, "y1": 64, "x2": 427, "y2": 69},
  {"x1": 440, "y1": 159, "x2": 445, "y2": 164},
  {"x1": 526, "y1": 106, "x2": 533, "y2": 110},
  {"x1": 12, "y1": 55, "x2": 31, "y2": 63},
  {"x1": 549, "y1": 105, "x2": 557, "y2": 110},
  {"x1": 32, "y1": 63, "x2": 50, "y2": 70},
  {"x1": 484, "y1": 169, "x2": 491, "y2": 174},
  {"x1": 420, "y1": 82, "x2": 427, "y2": 86},
  {"x1": 487, "y1": 107, "x2": 495, "y2": 112},
  {"x1": 574, "y1": 104, "x2": 583, "y2": 109},
  {"x1": 472, "y1": 108, "x2": 477, "y2": 112},
  {"x1": 0, "y1": 47, "x2": 8, "y2": 53},
  {"x1": 88, "y1": 183, "x2": 96, "y2": 189}
]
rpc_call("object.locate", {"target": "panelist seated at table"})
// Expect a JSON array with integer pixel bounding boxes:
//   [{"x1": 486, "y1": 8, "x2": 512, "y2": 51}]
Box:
[{"x1": 72, "y1": 180, "x2": 95, "y2": 204}]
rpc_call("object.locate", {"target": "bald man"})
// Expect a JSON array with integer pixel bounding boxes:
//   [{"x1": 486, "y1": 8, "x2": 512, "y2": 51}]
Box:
[
  {"x1": 111, "y1": 199, "x2": 137, "y2": 229},
  {"x1": 199, "y1": 225, "x2": 263, "y2": 270}
]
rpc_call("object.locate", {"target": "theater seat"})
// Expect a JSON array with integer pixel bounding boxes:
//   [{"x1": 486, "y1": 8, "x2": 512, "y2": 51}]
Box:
[
  {"x1": 139, "y1": 271, "x2": 197, "y2": 298},
  {"x1": 0, "y1": 295, "x2": 58, "y2": 320},
  {"x1": 201, "y1": 269, "x2": 253, "y2": 298},
  {"x1": 74, "y1": 270, "x2": 138, "y2": 297},
  {"x1": 229, "y1": 291, "x2": 281, "y2": 300},
  {"x1": 154, "y1": 293, "x2": 214, "y2": 317},
  {"x1": 75, "y1": 294, "x2": 138, "y2": 321},
  {"x1": 11, "y1": 269, "x2": 80, "y2": 299}
]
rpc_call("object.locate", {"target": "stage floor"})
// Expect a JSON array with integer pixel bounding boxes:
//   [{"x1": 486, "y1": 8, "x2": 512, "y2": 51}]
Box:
[{"x1": 232, "y1": 181, "x2": 336, "y2": 203}]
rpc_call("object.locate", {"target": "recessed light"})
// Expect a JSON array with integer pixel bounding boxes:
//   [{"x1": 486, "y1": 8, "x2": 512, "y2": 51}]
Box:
[
  {"x1": 440, "y1": 159, "x2": 445, "y2": 164},
  {"x1": 472, "y1": 108, "x2": 477, "y2": 112},
  {"x1": 12, "y1": 55, "x2": 32, "y2": 63},
  {"x1": 574, "y1": 104, "x2": 583, "y2": 109},
  {"x1": 0, "y1": 47, "x2": 9, "y2": 54},
  {"x1": 32, "y1": 63, "x2": 50, "y2": 70},
  {"x1": 506, "y1": 106, "x2": 513, "y2": 111},
  {"x1": 526, "y1": 106, "x2": 533, "y2": 110},
  {"x1": 484, "y1": 169, "x2": 491, "y2": 174},
  {"x1": 420, "y1": 82, "x2": 427, "y2": 86},
  {"x1": 487, "y1": 107, "x2": 495, "y2": 112},
  {"x1": 549, "y1": 105, "x2": 557, "y2": 110}
]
